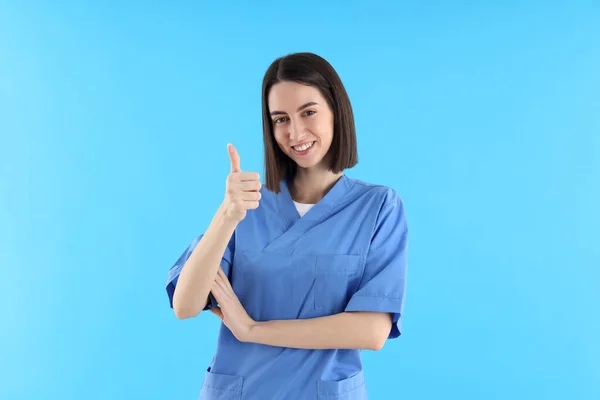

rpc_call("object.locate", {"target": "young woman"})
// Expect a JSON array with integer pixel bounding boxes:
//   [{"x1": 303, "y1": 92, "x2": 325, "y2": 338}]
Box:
[{"x1": 166, "y1": 52, "x2": 409, "y2": 399}]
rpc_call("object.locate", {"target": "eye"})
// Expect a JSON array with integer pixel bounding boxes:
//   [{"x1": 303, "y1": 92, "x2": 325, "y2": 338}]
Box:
[
  {"x1": 303, "y1": 110, "x2": 316, "y2": 117},
  {"x1": 273, "y1": 116, "x2": 288, "y2": 124}
]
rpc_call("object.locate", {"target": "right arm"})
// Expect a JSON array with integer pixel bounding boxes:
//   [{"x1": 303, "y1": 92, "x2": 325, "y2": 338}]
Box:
[
  {"x1": 172, "y1": 204, "x2": 238, "y2": 319},
  {"x1": 171, "y1": 143, "x2": 261, "y2": 319}
]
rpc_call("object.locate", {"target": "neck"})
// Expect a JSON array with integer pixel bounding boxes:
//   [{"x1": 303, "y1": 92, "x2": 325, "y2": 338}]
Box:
[{"x1": 289, "y1": 167, "x2": 344, "y2": 204}]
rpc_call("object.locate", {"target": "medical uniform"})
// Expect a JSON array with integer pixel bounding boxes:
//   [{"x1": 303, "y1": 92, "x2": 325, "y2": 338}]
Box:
[{"x1": 166, "y1": 175, "x2": 408, "y2": 399}]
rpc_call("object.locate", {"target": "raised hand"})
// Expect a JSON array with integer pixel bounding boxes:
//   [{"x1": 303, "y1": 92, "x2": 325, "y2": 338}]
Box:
[{"x1": 222, "y1": 143, "x2": 262, "y2": 222}]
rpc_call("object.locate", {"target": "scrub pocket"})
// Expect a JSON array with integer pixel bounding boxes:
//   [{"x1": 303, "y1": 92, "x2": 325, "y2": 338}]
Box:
[
  {"x1": 317, "y1": 371, "x2": 367, "y2": 399},
  {"x1": 198, "y1": 369, "x2": 243, "y2": 400},
  {"x1": 314, "y1": 254, "x2": 362, "y2": 312}
]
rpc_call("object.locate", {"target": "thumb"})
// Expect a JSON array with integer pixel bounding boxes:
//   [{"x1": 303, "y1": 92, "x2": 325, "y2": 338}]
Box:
[
  {"x1": 210, "y1": 306, "x2": 224, "y2": 321},
  {"x1": 228, "y1": 143, "x2": 241, "y2": 173}
]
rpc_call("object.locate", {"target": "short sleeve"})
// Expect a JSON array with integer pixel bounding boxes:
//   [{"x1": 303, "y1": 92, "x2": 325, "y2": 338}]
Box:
[
  {"x1": 345, "y1": 191, "x2": 408, "y2": 339},
  {"x1": 165, "y1": 232, "x2": 235, "y2": 311}
]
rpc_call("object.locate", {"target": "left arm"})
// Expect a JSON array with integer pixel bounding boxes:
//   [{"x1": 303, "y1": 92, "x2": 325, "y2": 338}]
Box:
[
  {"x1": 250, "y1": 311, "x2": 392, "y2": 351},
  {"x1": 209, "y1": 269, "x2": 392, "y2": 351}
]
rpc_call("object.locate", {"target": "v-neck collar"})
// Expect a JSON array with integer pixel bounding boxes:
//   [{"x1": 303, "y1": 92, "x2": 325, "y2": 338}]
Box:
[{"x1": 277, "y1": 175, "x2": 352, "y2": 230}]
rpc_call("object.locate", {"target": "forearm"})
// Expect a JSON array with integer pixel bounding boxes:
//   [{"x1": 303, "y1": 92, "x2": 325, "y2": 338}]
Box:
[
  {"x1": 248, "y1": 312, "x2": 392, "y2": 351},
  {"x1": 173, "y1": 203, "x2": 237, "y2": 319}
]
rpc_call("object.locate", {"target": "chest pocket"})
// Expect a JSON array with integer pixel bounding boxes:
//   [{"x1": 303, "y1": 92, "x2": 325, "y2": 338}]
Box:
[{"x1": 314, "y1": 254, "x2": 363, "y2": 312}]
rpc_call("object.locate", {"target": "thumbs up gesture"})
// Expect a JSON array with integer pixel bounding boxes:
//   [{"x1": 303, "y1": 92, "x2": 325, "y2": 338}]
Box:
[{"x1": 222, "y1": 144, "x2": 262, "y2": 222}]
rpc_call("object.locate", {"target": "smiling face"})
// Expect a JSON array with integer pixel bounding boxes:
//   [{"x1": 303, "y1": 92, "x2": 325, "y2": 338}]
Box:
[{"x1": 268, "y1": 81, "x2": 335, "y2": 171}]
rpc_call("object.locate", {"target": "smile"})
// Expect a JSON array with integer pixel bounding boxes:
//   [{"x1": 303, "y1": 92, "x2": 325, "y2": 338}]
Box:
[{"x1": 292, "y1": 142, "x2": 315, "y2": 152}]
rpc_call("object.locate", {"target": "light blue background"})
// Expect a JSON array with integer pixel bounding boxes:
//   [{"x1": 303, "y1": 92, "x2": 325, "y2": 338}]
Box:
[{"x1": 1, "y1": 1, "x2": 599, "y2": 399}]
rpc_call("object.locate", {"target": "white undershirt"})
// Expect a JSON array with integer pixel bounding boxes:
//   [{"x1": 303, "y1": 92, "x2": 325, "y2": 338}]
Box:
[{"x1": 293, "y1": 201, "x2": 315, "y2": 217}]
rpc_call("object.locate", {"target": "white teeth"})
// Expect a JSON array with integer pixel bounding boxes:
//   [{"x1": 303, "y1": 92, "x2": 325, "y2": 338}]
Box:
[{"x1": 293, "y1": 142, "x2": 313, "y2": 152}]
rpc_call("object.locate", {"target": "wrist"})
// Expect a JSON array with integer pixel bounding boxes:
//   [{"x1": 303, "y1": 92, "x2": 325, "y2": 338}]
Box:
[
  {"x1": 217, "y1": 202, "x2": 240, "y2": 228},
  {"x1": 245, "y1": 321, "x2": 262, "y2": 343}
]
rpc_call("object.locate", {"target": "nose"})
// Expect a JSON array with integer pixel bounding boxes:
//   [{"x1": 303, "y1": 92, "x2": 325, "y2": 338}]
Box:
[{"x1": 289, "y1": 118, "x2": 307, "y2": 143}]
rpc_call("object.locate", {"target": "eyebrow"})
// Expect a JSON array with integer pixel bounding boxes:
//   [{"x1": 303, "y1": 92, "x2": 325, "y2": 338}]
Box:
[{"x1": 270, "y1": 102, "x2": 318, "y2": 116}]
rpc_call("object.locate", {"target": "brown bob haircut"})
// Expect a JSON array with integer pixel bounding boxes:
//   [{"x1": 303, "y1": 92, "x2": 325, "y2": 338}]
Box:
[{"x1": 261, "y1": 52, "x2": 358, "y2": 193}]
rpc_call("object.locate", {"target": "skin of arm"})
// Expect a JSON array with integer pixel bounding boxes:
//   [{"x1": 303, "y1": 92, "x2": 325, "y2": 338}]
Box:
[
  {"x1": 172, "y1": 204, "x2": 238, "y2": 320},
  {"x1": 249, "y1": 311, "x2": 392, "y2": 351}
]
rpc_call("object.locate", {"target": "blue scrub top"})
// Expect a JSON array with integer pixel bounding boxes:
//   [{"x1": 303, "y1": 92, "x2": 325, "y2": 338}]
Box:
[{"x1": 166, "y1": 175, "x2": 408, "y2": 399}]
